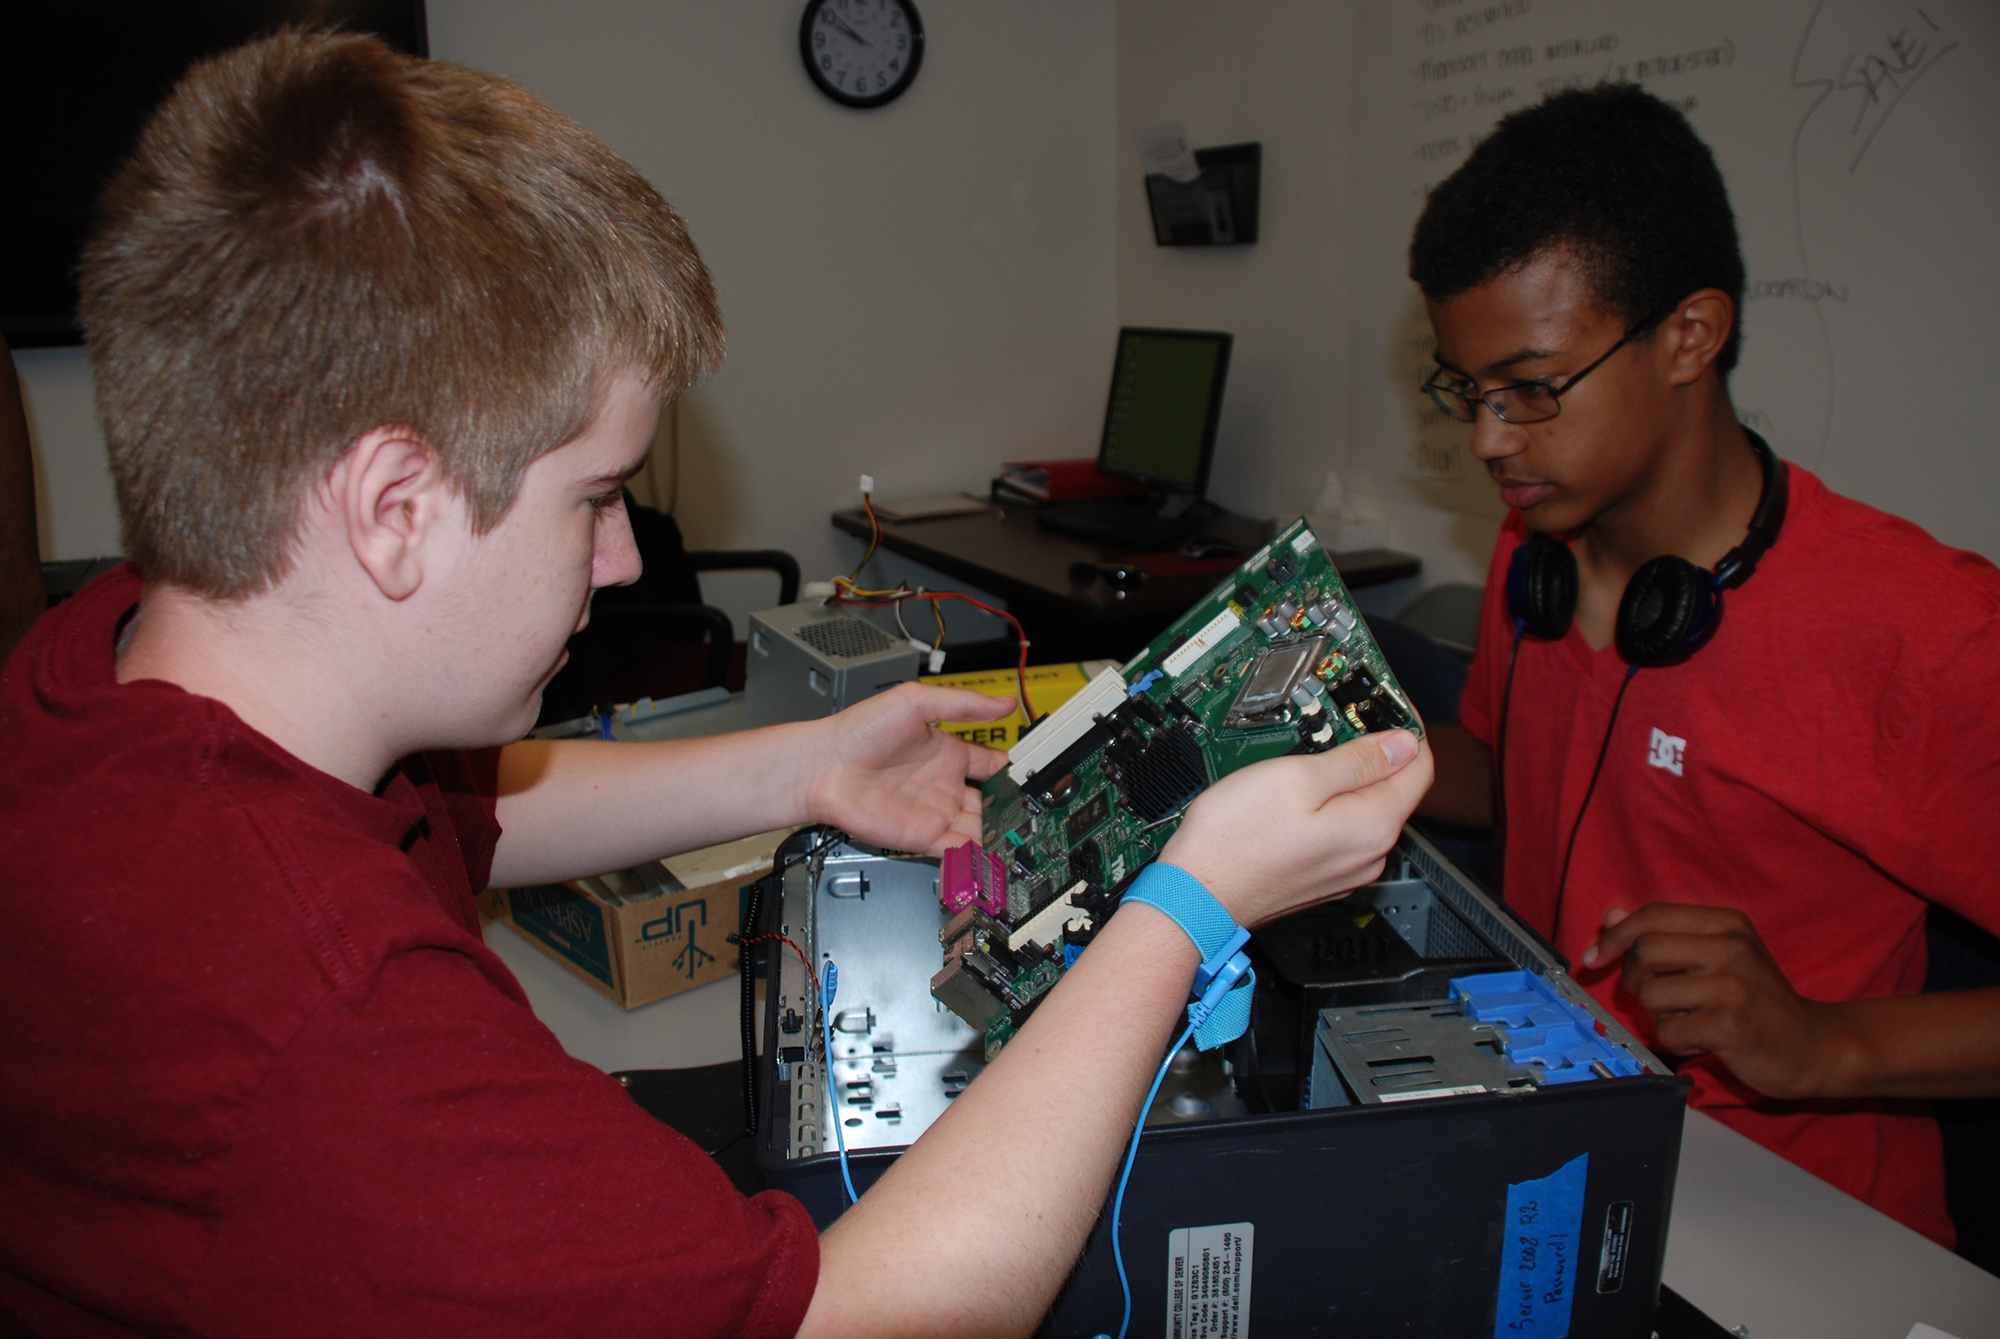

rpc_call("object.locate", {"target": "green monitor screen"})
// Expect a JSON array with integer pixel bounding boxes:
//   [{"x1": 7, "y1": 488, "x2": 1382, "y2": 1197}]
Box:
[{"x1": 1097, "y1": 327, "x2": 1233, "y2": 495}]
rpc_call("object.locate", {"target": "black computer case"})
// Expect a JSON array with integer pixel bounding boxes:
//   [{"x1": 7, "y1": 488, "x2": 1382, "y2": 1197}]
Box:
[{"x1": 750, "y1": 829, "x2": 1689, "y2": 1337}]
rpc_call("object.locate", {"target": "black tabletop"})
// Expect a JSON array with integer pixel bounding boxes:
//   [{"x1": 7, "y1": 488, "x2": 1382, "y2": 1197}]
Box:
[{"x1": 831, "y1": 504, "x2": 1420, "y2": 663}]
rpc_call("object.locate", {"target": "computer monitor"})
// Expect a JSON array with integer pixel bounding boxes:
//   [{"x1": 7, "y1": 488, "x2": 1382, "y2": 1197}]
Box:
[{"x1": 1096, "y1": 327, "x2": 1233, "y2": 496}]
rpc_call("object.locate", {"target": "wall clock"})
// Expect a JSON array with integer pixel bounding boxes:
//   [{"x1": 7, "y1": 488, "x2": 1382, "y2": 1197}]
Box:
[{"x1": 799, "y1": 0, "x2": 924, "y2": 109}]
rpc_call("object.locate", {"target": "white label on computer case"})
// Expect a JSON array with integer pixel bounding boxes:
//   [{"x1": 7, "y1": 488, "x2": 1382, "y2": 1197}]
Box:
[
  {"x1": 1377, "y1": 1084, "x2": 1488, "y2": 1104},
  {"x1": 1166, "y1": 1221, "x2": 1253, "y2": 1339},
  {"x1": 1164, "y1": 607, "x2": 1242, "y2": 678}
]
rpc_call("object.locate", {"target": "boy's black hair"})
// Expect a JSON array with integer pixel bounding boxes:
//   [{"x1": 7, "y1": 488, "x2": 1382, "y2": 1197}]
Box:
[{"x1": 1410, "y1": 84, "x2": 1746, "y2": 374}]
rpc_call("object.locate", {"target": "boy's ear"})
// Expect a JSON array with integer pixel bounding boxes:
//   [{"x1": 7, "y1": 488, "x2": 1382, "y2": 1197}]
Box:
[
  {"x1": 1661, "y1": 289, "x2": 1735, "y2": 387},
  {"x1": 337, "y1": 428, "x2": 453, "y2": 601}
]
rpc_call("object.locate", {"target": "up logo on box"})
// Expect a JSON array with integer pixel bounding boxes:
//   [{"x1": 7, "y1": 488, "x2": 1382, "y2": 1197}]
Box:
[{"x1": 639, "y1": 898, "x2": 715, "y2": 979}]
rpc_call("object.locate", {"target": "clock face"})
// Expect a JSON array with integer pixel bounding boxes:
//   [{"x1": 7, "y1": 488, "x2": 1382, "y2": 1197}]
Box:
[{"x1": 800, "y1": 0, "x2": 925, "y2": 109}]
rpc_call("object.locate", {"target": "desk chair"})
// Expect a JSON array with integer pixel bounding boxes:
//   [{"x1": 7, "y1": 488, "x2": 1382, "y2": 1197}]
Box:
[{"x1": 537, "y1": 493, "x2": 798, "y2": 725}]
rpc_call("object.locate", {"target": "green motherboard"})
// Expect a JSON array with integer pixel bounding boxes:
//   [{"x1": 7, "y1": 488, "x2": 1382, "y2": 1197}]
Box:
[{"x1": 931, "y1": 517, "x2": 1423, "y2": 1057}]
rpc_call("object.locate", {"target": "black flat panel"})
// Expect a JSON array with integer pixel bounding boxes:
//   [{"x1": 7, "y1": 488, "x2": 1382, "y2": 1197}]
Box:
[{"x1": 2, "y1": 2, "x2": 427, "y2": 345}]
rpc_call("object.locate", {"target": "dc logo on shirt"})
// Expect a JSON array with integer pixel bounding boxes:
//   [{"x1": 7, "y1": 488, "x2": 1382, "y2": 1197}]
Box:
[{"x1": 1647, "y1": 728, "x2": 1686, "y2": 777}]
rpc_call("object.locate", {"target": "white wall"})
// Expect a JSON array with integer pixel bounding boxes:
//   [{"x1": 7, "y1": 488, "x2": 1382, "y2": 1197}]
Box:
[
  {"x1": 428, "y1": 0, "x2": 1119, "y2": 623},
  {"x1": 17, "y1": 0, "x2": 1121, "y2": 635},
  {"x1": 1348, "y1": 0, "x2": 2000, "y2": 582},
  {"x1": 1120, "y1": 0, "x2": 2000, "y2": 601},
  {"x1": 1113, "y1": 0, "x2": 1357, "y2": 531},
  {"x1": 25, "y1": 1, "x2": 1990, "y2": 607}
]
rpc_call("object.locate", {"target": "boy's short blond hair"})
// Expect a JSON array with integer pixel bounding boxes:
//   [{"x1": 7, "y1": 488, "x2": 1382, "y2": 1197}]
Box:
[{"x1": 81, "y1": 30, "x2": 724, "y2": 598}]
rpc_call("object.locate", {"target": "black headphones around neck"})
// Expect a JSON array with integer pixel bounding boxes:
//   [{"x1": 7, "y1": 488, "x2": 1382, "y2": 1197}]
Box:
[
  {"x1": 1494, "y1": 429, "x2": 1790, "y2": 941},
  {"x1": 1504, "y1": 429, "x2": 1789, "y2": 666}
]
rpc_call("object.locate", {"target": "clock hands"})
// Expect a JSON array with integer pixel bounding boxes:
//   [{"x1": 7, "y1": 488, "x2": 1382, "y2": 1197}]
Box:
[{"x1": 830, "y1": 13, "x2": 871, "y2": 46}]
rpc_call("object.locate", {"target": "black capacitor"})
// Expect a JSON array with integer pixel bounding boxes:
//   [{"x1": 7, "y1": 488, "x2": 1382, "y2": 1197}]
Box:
[
  {"x1": 1040, "y1": 772, "x2": 1080, "y2": 807},
  {"x1": 1330, "y1": 668, "x2": 1379, "y2": 709},
  {"x1": 1293, "y1": 719, "x2": 1336, "y2": 754}
]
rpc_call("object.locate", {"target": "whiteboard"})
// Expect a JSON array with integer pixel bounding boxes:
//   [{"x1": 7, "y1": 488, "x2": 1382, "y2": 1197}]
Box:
[{"x1": 1345, "y1": 0, "x2": 2000, "y2": 572}]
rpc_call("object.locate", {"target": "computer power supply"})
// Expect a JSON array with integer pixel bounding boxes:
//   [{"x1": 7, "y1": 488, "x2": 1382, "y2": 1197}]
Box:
[{"x1": 742, "y1": 603, "x2": 923, "y2": 729}]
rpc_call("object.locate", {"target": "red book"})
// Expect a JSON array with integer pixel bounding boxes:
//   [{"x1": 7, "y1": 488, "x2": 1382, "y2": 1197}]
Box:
[{"x1": 997, "y1": 458, "x2": 1152, "y2": 502}]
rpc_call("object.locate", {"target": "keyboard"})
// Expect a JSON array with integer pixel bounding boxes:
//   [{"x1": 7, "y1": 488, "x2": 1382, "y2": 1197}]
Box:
[{"x1": 1035, "y1": 496, "x2": 1203, "y2": 552}]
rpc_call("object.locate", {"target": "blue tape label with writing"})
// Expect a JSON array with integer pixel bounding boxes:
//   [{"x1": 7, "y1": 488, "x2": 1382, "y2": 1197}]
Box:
[{"x1": 1494, "y1": 1152, "x2": 1588, "y2": 1337}]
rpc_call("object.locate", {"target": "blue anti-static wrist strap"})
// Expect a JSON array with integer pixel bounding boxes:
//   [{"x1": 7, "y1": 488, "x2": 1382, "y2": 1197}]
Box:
[{"x1": 1123, "y1": 863, "x2": 1255, "y2": 1051}]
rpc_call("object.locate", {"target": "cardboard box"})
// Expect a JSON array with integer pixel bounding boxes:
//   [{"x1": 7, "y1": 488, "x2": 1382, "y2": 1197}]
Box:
[{"x1": 479, "y1": 826, "x2": 795, "y2": 1009}]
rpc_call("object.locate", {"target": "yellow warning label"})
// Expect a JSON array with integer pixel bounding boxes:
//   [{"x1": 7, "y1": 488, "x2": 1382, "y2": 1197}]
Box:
[{"x1": 923, "y1": 662, "x2": 1098, "y2": 752}]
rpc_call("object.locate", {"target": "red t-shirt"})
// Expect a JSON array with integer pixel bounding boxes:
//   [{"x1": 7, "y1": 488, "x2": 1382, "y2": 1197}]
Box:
[
  {"x1": 1458, "y1": 463, "x2": 2000, "y2": 1248},
  {"x1": 0, "y1": 567, "x2": 818, "y2": 1337}
]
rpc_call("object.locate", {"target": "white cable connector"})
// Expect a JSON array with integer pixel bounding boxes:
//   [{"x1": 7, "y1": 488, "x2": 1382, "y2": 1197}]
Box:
[
  {"x1": 859, "y1": 474, "x2": 875, "y2": 496},
  {"x1": 801, "y1": 580, "x2": 836, "y2": 603}
]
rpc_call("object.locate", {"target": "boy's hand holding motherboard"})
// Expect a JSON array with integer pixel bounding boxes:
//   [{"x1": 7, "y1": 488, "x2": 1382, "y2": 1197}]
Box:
[
  {"x1": 1158, "y1": 729, "x2": 1430, "y2": 928},
  {"x1": 799, "y1": 681, "x2": 1015, "y2": 856}
]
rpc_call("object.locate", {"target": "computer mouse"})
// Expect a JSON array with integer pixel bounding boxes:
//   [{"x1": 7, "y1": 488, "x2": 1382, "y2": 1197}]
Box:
[
  {"x1": 1179, "y1": 535, "x2": 1241, "y2": 560},
  {"x1": 1070, "y1": 560, "x2": 1148, "y2": 591}
]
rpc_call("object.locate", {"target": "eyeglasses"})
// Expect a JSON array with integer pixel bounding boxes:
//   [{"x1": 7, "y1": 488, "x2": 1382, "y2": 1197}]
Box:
[{"x1": 1421, "y1": 312, "x2": 1662, "y2": 425}]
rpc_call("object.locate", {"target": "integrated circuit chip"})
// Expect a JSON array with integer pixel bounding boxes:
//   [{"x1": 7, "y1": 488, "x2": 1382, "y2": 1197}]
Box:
[{"x1": 1065, "y1": 790, "x2": 1111, "y2": 846}]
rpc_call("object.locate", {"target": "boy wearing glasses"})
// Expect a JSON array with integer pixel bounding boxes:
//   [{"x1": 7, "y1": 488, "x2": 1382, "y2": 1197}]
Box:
[{"x1": 1410, "y1": 83, "x2": 2000, "y2": 1248}]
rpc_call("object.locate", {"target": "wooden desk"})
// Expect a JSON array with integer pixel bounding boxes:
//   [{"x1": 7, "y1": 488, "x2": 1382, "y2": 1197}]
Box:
[{"x1": 831, "y1": 504, "x2": 1419, "y2": 662}]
